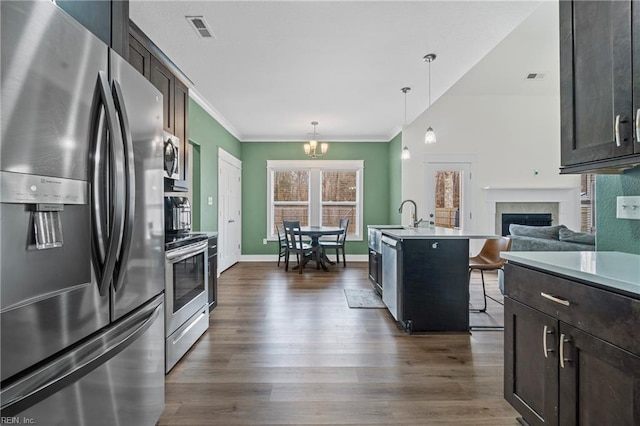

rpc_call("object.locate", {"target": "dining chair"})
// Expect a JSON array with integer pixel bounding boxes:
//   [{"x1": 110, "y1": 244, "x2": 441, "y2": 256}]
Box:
[
  {"x1": 320, "y1": 218, "x2": 349, "y2": 267},
  {"x1": 276, "y1": 223, "x2": 288, "y2": 267},
  {"x1": 283, "y1": 220, "x2": 314, "y2": 273},
  {"x1": 469, "y1": 236, "x2": 512, "y2": 313}
]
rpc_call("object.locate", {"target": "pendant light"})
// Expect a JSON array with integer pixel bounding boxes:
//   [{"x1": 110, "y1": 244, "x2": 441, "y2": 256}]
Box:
[
  {"x1": 423, "y1": 53, "x2": 437, "y2": 144},
  {"x1": 303, "y1": 121, "x2": 328, "y2": 158},
  {"x1": 400, "y1": 87, "x2": 411, "y2": 160}
]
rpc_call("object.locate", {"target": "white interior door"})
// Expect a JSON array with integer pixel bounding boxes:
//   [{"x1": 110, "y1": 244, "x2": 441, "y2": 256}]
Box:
[
  {"x1": 424, "y1": 162, "x2": 473, "y2": 230},
  {"x1": 218, "y1": 149, "x2": 242, "y2": 273}
]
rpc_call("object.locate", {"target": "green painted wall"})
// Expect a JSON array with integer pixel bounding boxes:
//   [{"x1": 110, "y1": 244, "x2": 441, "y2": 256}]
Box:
[
  {"x1": 389, "y1": 132, "x2": 402, "y2": 225},
  {"x1": 188, "y1": 99, "x2": 241, "y2": 231},
  {"x1": 596, "y1": 166, "x2": 640, "y2": 254},
  {"x1": 241, "y1": 142, "x2": 391, "y2": 255}
]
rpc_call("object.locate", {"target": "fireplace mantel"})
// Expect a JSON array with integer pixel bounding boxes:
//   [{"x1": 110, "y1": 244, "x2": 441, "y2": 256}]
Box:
[{"x1": 483, "y1": 187, "x2": 580, "y2": 234}]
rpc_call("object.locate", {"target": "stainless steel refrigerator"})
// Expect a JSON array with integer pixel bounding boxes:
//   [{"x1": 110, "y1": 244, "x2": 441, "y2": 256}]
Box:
[{"x1": 0, "y1": 2, "x2": 165, "y2": 424}]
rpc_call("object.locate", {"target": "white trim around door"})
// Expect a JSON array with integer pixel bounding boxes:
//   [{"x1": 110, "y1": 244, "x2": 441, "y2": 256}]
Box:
[{"x1": 218, "y1": 148, "x2": 242, "y2": 273}]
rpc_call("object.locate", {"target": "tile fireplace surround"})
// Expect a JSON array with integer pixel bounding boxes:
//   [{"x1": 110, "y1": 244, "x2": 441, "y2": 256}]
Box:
[{"x1": 483, "y1": 187, "x2": 581, "y2": 235}]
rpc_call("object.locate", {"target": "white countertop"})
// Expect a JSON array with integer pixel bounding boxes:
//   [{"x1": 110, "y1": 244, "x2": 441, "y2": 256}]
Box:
[
  {"x1": 381, "y1": 226, "x2": 498, "y2": 240},
  {"x1": 502, "y1": 251, "x2": 640, "y2": 297}
]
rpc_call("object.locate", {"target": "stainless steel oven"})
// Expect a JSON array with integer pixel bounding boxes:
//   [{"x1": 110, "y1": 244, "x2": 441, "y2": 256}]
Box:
[{"x1": 164, "y1": 237, "x2": 209, "y2": 372}]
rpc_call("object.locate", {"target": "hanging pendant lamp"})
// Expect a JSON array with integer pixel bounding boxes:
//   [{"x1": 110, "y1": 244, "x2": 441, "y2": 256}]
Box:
[
  {"x1": 423, "y1": 53, "x2": 437, "y2": 144},
  {"x1": 400, "y1": 87, "x2": 411, "y2": 160}
]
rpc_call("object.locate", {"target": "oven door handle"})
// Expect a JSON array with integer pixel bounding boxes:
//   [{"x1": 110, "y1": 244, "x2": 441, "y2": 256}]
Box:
[{"x1": 166, "y1": 241, "x2": 208, "y2": 263}]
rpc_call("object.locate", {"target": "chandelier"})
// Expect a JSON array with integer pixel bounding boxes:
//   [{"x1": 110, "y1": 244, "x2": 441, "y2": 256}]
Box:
[{"x1": 303, "y1": 121, "x2": 328, "y2": 158}]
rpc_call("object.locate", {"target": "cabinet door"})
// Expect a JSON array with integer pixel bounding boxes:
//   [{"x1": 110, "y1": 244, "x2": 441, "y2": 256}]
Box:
[
  {"x1": 56, "y1": 0, "x2": 111, "y2": 47},
  {"x1": 368, "y1": 250, "x2": 377, "y2": 283},
  {"x1": 128, "y1": 35, "x2": 151, "y2": 79},
  {"x1": 174, "y1": 79, "x2": 189, "y2": 187},
  {"x1": 560, "y1": 0, "x2": 634, "y2": 168},
  {"x1": 504, "y1": 298, "x2": 559, "y2": 426},
  {"x1": 150, "y1": 55, "x2": 174, "y2": 133},
  {"x1": 634, "y1": 0, "x2": 640, "y2": 152},
  {"x1": 558, "y1": 323, "x2": 640, "y2": 426}
]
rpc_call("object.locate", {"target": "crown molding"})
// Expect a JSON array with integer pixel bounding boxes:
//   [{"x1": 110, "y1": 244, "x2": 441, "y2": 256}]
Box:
[
  {"x1": 189, "y1": 89, "x2": 243, "y2": 141},
  {"x1": 386, "y1": 125, "x2": 403, "y2": 141},
  {"x1": 190, "y1": 90, "x2": 397, "y2": 143},
  {"x1": 242, "y1": 136, "x2": 390, "y2": 143}
]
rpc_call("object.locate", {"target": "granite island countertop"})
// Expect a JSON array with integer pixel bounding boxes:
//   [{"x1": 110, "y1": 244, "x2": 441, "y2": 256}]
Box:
[{"x1": 502, "y1": 251, "x2": 640, "y2": 298}]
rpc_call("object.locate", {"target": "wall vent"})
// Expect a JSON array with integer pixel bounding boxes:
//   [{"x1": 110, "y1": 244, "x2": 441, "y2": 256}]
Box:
[
  {"x1": 526, "y1": 73, "x2": 545, "y2": 80},
  {"x1": 186, "y1": 16, "x2": 215, "y2": 39}
]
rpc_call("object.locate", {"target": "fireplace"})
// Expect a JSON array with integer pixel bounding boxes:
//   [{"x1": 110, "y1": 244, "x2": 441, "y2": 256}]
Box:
[
  {"x1": 483, "y1": 187, "x2": 581, "y2": 235},
  {"x1": 501, "y1": 213, "x2": 552, "y2": 236}
]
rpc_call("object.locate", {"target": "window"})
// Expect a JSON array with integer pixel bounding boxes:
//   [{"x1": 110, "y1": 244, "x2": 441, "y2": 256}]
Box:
[
  {"x1": 321, "y1": 170, "x2": 357, "y2": 234},
  {"x1": 267, "y1": 160, "x2": 364, "y2": 240},
  {"x1": 273, "y1": 170, "x2": 310, "y2": 227},
  {"x1": 580, "y1": 173, "x2": 596, "y2": 234}
]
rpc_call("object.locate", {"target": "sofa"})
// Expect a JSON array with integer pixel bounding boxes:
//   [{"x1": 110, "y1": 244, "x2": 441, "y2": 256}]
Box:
[{"x1": 508, "y1": 224, "x2": 595, "y2": 251}]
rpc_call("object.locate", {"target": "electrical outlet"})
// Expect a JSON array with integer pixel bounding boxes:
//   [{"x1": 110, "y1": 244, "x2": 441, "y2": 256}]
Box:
[
  {"x1": 207, "y1": 196, "x2": 213, "y2": 206},
  {"x1": 616, "y1": 196, "x2": 640, "y2": 220},
  {"x1": 262, "y1": 238, "x2": 268, "y2": 245}
]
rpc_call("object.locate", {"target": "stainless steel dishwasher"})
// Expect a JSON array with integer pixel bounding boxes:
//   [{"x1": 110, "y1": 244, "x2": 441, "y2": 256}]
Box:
[{"x1": 381, "y1": 235, "x2": 402, "y2": 321}]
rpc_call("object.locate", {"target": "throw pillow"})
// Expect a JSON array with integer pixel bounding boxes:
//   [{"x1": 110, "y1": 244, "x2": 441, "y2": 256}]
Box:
[
  {"x1": 508, "y1": 224, "x2": 566, "y2": 240},
  {"x1": 558, "y1": 228, "x2": 596, "y2": 245}
]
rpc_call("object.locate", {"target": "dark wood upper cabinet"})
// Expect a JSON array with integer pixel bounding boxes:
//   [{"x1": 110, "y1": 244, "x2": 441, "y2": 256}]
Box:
[
  {"x1": 635, "y1": 0, "x2": 640, "y2": 158},
  {"x1": 173, "y1": 79, "x2": 190, "y2": 190},
  {"x1": 149, "y1": 56, "x2": 175, "y2": 134},
  {"x1": 560, "y1": 0, "x2": 640, "y2": 173},
  {"x1": 128, "y1": 22, "x2": 192, "y2": 192},
  {"x1": 56, "y1": 0, "x2": 127, "y2": 58},
  {"x1": 128, "y1": 34, "x2": 151, "y2": 79}
]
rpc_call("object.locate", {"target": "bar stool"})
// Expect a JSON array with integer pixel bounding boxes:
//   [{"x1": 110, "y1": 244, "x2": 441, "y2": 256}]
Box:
[{"x1": 469, "y1": 236, "x2": 512, "y2": 313}]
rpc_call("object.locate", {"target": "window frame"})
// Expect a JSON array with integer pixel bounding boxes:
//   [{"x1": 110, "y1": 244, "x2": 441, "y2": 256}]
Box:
[{"x1": 267, "y1": 160, "x2": 364, "y2": 241}]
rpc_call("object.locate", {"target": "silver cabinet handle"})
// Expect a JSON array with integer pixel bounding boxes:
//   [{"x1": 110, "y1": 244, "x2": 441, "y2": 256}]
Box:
[
  {"x1": 615, "y1": 114, "x2": 622, "y2": 147},
  {"x1": 636, "y1": 109, "x2": 640, "y2": 143},
  {"x1": 559, "y1": 333, "x2": 571, "y2": 368},
  {"x1": 543, "y1": 325, "x2": 554, "y2": 358},
  {"x1": 540, "y1": 292, "x2": 570, "y2": 306}
]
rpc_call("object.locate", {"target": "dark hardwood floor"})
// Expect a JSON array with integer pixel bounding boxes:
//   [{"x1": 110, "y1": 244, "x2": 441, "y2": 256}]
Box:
[{"x1": 158, "y1": 261, "x2": 517, "y2": 425}]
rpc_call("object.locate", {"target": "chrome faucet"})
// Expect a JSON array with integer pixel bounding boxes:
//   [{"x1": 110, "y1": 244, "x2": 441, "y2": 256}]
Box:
[{"x1": 398, "y1": 199, "x2": 423, "y2": 228}]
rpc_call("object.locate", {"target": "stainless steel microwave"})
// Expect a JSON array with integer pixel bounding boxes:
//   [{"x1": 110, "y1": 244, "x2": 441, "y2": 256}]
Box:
[{"x1": 163, "y1": 132, "x2": 179, "y2": 180}]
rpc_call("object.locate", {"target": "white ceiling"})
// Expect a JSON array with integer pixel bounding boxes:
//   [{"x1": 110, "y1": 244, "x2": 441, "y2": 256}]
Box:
[{"x1": 130, "y1": 1, "x2": 545, "y2": 142}]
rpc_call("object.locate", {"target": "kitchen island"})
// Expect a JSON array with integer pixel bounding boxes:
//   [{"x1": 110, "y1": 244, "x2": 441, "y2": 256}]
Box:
[
  {"x1": 501, "y1": 251, "x2": 640, "y2": 426},
  {"x1": 370, "y1": 225, "x2": 497, "y2": 333}
]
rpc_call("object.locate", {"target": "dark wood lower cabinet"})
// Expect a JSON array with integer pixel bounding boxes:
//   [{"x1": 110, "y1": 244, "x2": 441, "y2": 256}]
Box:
[
  {"x1": 504, "y1": 299, "x2": 558, "y2": 426},
  {"x1": 504, "y1": 263, "x2": 640, "y2": 426},
  {"x1": 558, "y1": 324, "x2": 640, "y2": 426}
]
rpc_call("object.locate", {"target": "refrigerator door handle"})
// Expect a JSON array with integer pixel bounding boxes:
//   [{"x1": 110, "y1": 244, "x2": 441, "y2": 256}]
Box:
[
  {"x1": 90, "y1": 71, "x2": 126, "y2": 296},
  {"x1": 91, "y1": 98, "x2": 108, "y2": 264},
  {"x1": 0, "y1": 296, "x2": 163, "y2": 417},
  {"x1": 111, "y1": 79, "x2": 136, "y2": 293}
]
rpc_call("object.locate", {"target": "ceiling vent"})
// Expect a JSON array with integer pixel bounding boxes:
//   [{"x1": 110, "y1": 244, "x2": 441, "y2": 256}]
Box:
[
  {"x1": 526, "y1": 73, "x2": 545, "y2": 80},
  {"x1": 186, "y1": 16, "x2": 214, "y2": 39}
]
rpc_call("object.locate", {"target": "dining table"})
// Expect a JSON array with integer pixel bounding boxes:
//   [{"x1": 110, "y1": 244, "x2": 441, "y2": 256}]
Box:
[{"x1": 296, "y1": 226, "x2": 344, "y2": 271}]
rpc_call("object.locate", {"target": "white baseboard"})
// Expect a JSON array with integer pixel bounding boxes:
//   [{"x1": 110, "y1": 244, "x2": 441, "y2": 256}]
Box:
[{"x1": 240, "y1": 254, "x2": 368, "y2": 262}]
